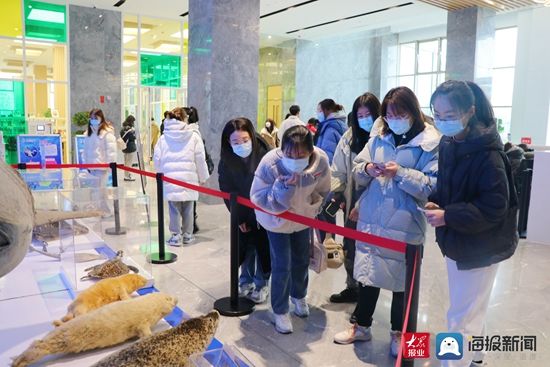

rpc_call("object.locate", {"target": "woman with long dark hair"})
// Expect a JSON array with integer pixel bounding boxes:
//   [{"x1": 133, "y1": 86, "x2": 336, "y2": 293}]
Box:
[
  {"x1": 260, "y1": 118, "x2": 279, "y2": 149},
  {"x1": 219, "y1": 117, "x2": 272, "y2": 304},
  {"x1": 334, "y1": 87, "x2": 440, "y2": 358},
  {"x1": 427, "y1": 80, "x2": 518, "y2": 367},
  {"x1": 328, "y1": 92, "x2": 381, "y2": 309}
]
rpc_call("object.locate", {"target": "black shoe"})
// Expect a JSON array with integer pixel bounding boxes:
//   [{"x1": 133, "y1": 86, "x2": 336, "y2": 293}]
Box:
[
  {"x1": 330, "y1": 288, "x2": 359, "y2": 303},
  {"x1": 193, "y1": 223, "x2": 200, "y2": 234},
  {"x1": 349, "y1": 313, "x2": 357, "y2": 324}
]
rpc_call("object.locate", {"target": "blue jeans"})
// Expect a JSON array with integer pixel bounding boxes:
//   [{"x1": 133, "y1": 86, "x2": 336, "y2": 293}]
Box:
[
  {"x1": 239, "y1": 246, "x2": 269, "y2": 289},
  {"x1": 267, "y1": 229, "x2": 310, "y2": 315}
]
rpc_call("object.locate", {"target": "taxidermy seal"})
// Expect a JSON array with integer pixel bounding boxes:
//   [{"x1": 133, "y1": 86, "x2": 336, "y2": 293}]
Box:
[
  {"x1": 81, "y1": 250, "x2": 139, "y2": 280},
  {"x1": 11, "y1": 292, "x2": 177, "y2": 367},
  {"x1": 0, "y1": 161, "x2": 102, "y2": 277},
  {"x1": 53, "y1": 273, "x2": 148, "y2": 326},
  {"x1": 92, "y1": 311, "x2": 220, "y2": 367}
]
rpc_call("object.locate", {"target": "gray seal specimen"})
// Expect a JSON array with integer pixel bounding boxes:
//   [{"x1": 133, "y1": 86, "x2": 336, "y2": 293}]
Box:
[
  {"x1": 11, "y1": 292, "x2": 177, "y2": 367},
  {"x1": 92, "y1": 311, "x2": 220, "y2": 367},
  {"x1": 0, "y1": 161, "x2": 102, "y2": 277}
]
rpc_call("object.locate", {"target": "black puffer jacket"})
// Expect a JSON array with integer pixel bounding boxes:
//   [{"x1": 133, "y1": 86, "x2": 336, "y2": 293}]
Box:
[
  {"x1": 218, "y1": 134, "x2": 272, "y2": 271},
  {"x1": 121, "y1": 126, "x2": 136, "y2": 153},
  {"x1": 430, "y1": 124, "x2": 518, "y2": 270}
]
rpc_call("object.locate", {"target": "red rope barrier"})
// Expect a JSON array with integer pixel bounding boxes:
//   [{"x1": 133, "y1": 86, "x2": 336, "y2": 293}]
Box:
[
  {"x1": 396, "y1": 250, "x2": 420, "y2": 367},
  {"x1": 14, "y1": 163, "x2": 407, "y2": 254}
]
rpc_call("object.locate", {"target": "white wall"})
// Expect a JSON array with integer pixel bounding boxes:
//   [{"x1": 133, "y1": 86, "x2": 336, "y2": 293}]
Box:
[{"x1": 510, "y1": 7, "x2": 550, "y2": 145}]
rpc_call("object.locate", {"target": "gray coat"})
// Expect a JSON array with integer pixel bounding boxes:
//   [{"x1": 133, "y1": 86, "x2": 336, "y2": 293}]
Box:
[{"x1": 352, "y1": 124, "x2": 440, "y2": 291}]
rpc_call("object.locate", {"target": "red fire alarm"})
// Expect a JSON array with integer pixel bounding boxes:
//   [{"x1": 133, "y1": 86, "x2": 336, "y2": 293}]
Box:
[
  {"x1": 100, "y1": 95, "x2": 105, "y2": 104},
  {"x1": 521, "y1": 137, "x2": 532, "y2": 145}
]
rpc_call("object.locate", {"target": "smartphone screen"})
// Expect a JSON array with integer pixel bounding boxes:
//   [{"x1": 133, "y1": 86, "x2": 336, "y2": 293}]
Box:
[{"x1": 325, "y1": 201, "x2": 340, "y2": 217}]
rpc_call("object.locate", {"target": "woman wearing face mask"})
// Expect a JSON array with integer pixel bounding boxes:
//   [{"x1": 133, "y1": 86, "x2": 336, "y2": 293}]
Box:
[
  {"x1": 427, "y1": 81, "x2": 518, "y2": 367},
  {"x1": 154, "y1": 107, "x2": 210, "y2": 246},
  {"x1": 83, "y1": 108, "x2": 117, "y2": 213},
  {"x1": 315, "y1": 99, "x2": 347, "y2": 164},
  {"x1": 260, "y1": 118, "x2": 279, "y2": 149},
  {"x1": 333, "y1": 87, "x2": 440, "y2": 358},
  {"x1": 328, "y1": 92, "x2": 381, "y2": 310},
  {"x1": 218, "y1": 118, "x2": 272, "y2": 304},
  {"x1": 250, "y1": 125, "x2": 330, "y2": 334}
]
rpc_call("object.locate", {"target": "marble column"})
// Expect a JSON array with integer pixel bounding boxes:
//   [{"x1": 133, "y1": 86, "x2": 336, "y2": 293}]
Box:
[
  {"x1": 510, "y1": 6, "x2": 550, "y2": 145},
  {"x1": 69, "y1": 6, "x2": 121, "y2": 132},
  {"x1": 188, "y1": 0, "x2": 260, "y2": 198},
  {"x1": 445, "y1": 6, "x2": 496, "y2": 97}
]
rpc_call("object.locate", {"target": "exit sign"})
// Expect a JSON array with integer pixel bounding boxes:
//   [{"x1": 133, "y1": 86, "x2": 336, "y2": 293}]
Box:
[{"x1": 521, "y1": 137, "x2": 532, "y2": 144}]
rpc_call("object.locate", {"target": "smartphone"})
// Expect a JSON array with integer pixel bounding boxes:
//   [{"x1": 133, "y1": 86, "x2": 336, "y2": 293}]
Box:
[
  {"x1": 416, "y1": 206, "x2": 427, "y2": 214},
  {"x1": 325, "y1": 201, "x2": 340, "y2": 217}
]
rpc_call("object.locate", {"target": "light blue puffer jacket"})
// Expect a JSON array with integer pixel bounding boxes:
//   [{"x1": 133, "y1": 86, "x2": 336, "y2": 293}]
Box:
[{"x1": 352, "y1": 124, "x2": 441, "y2": 291}]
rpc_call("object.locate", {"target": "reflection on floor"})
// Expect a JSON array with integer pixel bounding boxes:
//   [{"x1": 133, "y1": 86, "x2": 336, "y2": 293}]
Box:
[{"x1": 109, "y1": 179, "x2": 549, "y2": 367}]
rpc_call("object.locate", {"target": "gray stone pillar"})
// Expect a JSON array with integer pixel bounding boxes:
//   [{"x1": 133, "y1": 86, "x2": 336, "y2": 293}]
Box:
[
  {"x1": 445, "y1": 6, "x2": 495, "y2": 96},
  {"x1": 69, "y1": 6, "x2": 122, "y2": 131},
  {"x1": 188, "y1": 0, "x2": 260, "y2": 196}
]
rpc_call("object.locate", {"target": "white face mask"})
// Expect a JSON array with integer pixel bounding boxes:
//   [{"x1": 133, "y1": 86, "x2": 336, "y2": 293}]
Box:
[
  {"x1": 282, "y1": 156, "x2": 310, "y2": 173},
  {"x1": 435, "y1": 119, "x2": 466, "y2": 137},
  {"x1": 231, "y1": 141, "x2": 252, "y2": 158},
  {"x1": 265, "y1": 122, "x2": 272, "y2": 129},
  {"x1": 387, "y1": 118, "x2": 411, "y2": 136}
]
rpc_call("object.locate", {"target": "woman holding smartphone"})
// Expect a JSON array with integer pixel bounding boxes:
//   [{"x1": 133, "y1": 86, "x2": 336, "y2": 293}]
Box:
[{"x1": 333, "y1": 87, "x2": 440, "y2": 358}]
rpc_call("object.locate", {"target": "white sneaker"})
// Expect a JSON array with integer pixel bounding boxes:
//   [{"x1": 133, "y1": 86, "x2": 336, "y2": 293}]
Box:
[
  {"x1": 182, "y1": 232, "x2": 195, "y2": 244},
  {"x1": 390, "y1": 330, "x2": 402, "y2": 358},
  {"x1": 239, "y1": 283, "x2": 254, "y2": 297},
  {"x1": 167, "y1": 233, "x2": 182, "y2": 247},
  {"x1": 248, "y1": 286, "x2": 269, "y2": 304},
  {"x1": 334, "y1": 324, "x2": 372, "y2": 344},
  {"x1": 272, "y1": 313, "x2": 293, "y2": 334},
  {"x1": 291, "y1": 297, "x2": 309, "y2": 318}
]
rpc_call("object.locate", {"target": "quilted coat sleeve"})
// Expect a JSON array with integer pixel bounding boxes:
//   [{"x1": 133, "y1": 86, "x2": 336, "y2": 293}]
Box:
[
  {"x1": 250, "y1": 160, "x2": 296, "y2": 215},
  {"x1": 393, "y1": 148, "x2": 439, "y2": 202}
]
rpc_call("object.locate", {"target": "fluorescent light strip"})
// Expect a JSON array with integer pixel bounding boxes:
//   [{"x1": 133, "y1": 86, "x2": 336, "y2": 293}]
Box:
[
  {"x1": 27, "y1": 8, "x2": 65, "y2": 24},
  {"x1": 260, "y1": 0, "x2": 319, "y2": 19}
]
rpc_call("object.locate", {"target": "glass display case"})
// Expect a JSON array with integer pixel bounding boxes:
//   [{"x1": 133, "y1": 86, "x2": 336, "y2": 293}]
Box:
[{"x1": 190, "y1": 346, "x2": 254, "y2": 367}]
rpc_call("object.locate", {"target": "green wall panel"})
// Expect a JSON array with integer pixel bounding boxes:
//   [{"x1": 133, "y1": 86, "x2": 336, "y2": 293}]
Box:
[
  {"x1": 24, "y1": 0, "x2": 67, "y2": 42},
  {"x1": 140, "y1": 53, "x2": 181, "y2": 88},
  {"x1": 0, "y1": 81, "x2": 27, "y2": 164}
]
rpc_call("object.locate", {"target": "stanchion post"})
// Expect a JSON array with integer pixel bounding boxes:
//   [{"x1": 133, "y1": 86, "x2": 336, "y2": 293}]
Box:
[
  {"x1": 105, "y1": 162, "x2": 127, "y2": 235},
  {"x1": 214, "y1": 192, "x2": 255, "y2": 316},
  {"x1": 402, "y1": 244, "x2": 423, "y2": 367},
  {"x1": 148, "y1": 172, "x2": 178, "y2": 264},
  {"x1": 17, "y1": 163, "x2": 27, "y2": 170}
]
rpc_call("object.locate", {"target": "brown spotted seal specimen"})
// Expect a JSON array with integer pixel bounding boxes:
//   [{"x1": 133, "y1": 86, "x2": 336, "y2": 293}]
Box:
[
  {"x1": 92, "y1": 311, "x2": 220, "y2": 367},
  {"x1": 53, "y1": 273, "x2": 148, "y2": 326},
  {"x1": 12, "y1": 292, "x2": 177, "y2": 367},
  {"x1": 0, "y1": 161, "x2": 102, "y2": 278}
]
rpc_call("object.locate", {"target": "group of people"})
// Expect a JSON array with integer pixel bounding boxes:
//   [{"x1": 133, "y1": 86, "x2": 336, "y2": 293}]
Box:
[{"x1": 82, "y1": 79, "x2": 518, "y2": 366}]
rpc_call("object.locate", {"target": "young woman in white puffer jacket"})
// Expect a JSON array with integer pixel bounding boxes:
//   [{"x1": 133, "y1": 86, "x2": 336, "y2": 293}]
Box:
[
  {"x1": 83, "y1": 108, "x2": 117, "y2": 214},
  {"x1": 153, "y1": 107, "x2": 210, "y2": 246}
]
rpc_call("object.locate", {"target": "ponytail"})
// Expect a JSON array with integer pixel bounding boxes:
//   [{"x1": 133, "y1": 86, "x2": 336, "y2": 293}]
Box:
[{"x1": 319, "y1": 98, "x2": 344, "y2": 114}]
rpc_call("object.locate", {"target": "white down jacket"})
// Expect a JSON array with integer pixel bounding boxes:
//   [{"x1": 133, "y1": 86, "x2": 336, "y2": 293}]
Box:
[
  {"x1": 352, "y1": 123, "x2": 441, "y2": 291},
  {"x1": 83, "y1": 127, "x2": 117, "y2": 166},
  {"x1": 250, "y1": 147, "x2": 331, "y2": 234},
  {"x1": 153, "y1": 118, "x2": 210, "y2": 202}
]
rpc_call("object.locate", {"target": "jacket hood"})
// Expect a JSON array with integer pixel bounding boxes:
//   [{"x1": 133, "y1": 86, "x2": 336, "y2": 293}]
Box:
[
  {"x1": 325, "y1": 111, "x2": 347, "y2": 124},
  {"x1": 163, "y1": 118, "x2": 195, "y2": 141},
  {"x1": 320, "y1": 112, "x2": 347, "y2": 134},
  {"x1": 450, "y1": 123, "x2": 503, "y2": 157},
  {"x1": 379, "y1": 122, "x2": 441, "y2": 152}
]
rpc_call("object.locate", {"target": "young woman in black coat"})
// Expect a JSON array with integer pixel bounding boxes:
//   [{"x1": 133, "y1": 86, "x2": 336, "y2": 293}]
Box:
[
  {"x1": 121, "y1": 115, "x2": 137, "y2": 181},
  {"x1": 218, "y1": 117, "x2": 272, "y2": 304},
  {"x1": 426, "y1": 80, "x2": 518, "y2": 367}
]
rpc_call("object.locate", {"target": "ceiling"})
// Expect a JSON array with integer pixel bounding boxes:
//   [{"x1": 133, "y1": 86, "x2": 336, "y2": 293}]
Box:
[
  {"x1": 67, "y1": 0, "x2": 449, "y2": 42},
  {"x1": 418, "y1": 0, "x2": 537, "y2": 12}
]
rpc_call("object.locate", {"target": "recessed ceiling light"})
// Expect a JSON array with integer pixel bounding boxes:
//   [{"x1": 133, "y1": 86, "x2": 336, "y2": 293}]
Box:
[
  {"x1": 27, "y1": 8, "x2": 65, "y2": 24},
  {"x1": 267, "y1": 35, "x2": 272, "y2": 39}
]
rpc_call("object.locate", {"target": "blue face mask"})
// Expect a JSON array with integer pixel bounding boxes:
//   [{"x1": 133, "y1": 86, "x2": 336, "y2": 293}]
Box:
[
  {"x1": 387, "y1": 118, "x2": 411, "y2": 136},
  {"x1": 317, "y1": 112, "x2": 325, "y2": 123},
  {"x1": 435, "y1": 119, "x2": 465, "y2": 137},
  {"x1": 231, "y1": 141, "x2": 252, "y2": 158},
  {"x1": 90, "y1": 118, "x2": 99, "y2": 127},
  {"x1": 358, "y1": 116, "x2": 374, "y2": 132},
  {"x1": 282, "y1": 156, "x2": 310, "y2": 174}
]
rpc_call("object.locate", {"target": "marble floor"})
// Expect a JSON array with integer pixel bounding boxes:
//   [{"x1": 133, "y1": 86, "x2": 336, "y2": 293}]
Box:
[{"x1": 103, "y1": 176, "x2": 549, "y2": 367}]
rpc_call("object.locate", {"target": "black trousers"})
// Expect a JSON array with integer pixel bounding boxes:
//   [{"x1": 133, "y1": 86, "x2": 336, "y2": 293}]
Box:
[{"x1": 353, "y1": 284, "x2": 404, "y2": 331}]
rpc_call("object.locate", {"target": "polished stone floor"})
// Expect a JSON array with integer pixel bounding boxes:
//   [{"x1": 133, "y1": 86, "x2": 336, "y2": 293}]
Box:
[{"x1": 107, "y1": 178, "x2": 549, "y2": 367}]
